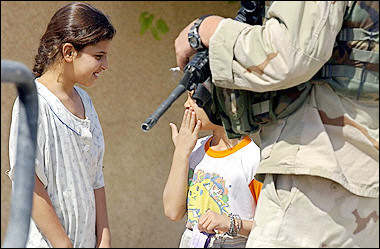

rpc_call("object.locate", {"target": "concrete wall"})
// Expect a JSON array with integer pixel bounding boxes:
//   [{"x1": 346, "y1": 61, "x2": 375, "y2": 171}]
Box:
[{"x1": 1, "y1": 1, "x2": 239, "y2": 247}]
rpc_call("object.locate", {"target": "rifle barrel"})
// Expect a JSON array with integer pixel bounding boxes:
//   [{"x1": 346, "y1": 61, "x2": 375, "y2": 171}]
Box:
[{"x1": 141, "y1": 71, "x2": 191, "y2": 132}]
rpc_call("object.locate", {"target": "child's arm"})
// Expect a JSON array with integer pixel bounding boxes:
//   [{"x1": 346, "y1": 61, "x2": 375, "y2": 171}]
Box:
[
  {"x1": 32, "y1": 174, "x2": 73, "y2": 248},
  {"x1": 163, "y1": 108, "x2": 201, "y2": 221},
  {"x1": 197, "y1": 210, "x2": 253, "y2": 237},
  {"x1": 94, "y1": 186, "x2": 111, "y2": 248}
]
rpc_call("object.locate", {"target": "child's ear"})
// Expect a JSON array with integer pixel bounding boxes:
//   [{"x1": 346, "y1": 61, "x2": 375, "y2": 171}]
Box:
[{"x1": 62, "y1": 43, "x2": 76, "y2": 62}]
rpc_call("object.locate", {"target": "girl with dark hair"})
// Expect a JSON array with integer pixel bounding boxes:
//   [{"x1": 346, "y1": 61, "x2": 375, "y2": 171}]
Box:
[
  {"x1": 8, "y1": 2, "x2": 116, "y2": 247},
  {"x1": 163, "y1": 90, "x2": 262, "y2": 248}
]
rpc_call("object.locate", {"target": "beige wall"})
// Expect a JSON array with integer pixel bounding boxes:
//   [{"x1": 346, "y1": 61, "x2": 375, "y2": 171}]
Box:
[{"x1": 1, "y1": 1, "x2": 239, "y2": 247}]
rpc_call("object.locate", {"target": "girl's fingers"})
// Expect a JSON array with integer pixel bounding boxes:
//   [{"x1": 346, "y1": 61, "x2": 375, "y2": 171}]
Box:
[
  {"x1": 180, "y1": 109, "x2": 189, "y2": 129},
  {"x1": 206, "y1": 223, "x2": 216, "y2": 234},
  {"x1": 199, "y1": 218, "x2": 212, "y2": 233},
  {"x1": 193, "y1": 120, "x2": 201, "y2": 135},
  {"x1": 189, "y1": 111, "x2": 196, "y2": 129},
  {"x1": 198, "y1": 209, "x2": 209, "y2": 224},
  {"x1": 184, "y1": 109, "x2": 191, "y2": 128},
  {"x1": 169, "y1": 123, "x2": 178, "y2": 144}
]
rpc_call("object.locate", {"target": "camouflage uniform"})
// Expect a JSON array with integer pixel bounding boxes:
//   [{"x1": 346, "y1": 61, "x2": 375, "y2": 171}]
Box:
[{"x1": 208, "y1": 1, "x2": 378, "y2": 247}]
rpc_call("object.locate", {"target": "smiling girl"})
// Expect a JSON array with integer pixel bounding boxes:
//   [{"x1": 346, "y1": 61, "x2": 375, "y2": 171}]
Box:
[{"x1": 8, "y1": 2, "x2": 116, "y2": 248}]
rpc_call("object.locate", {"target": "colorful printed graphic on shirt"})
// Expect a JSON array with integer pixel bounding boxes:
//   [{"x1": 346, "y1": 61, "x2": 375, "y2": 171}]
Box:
[{"x1": 186, "y1": 169, "x2": 230, "y2": 228}]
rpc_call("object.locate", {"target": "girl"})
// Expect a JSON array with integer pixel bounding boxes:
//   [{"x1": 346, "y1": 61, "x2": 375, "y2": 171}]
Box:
[
  {"x1": 163, "y1": 88, "x2": 262, "y2": 248},
  {"x1": 8, "y1": 2, "x2": 116, "y2": 248}
]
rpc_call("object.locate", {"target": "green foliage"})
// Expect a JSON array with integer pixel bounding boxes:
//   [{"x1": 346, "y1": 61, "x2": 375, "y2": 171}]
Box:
[
  {"x1": 139, "y1": 12, "x2": 170, "y2": 40},
  {"x1": 156, "y1": 18, "x2": 169, "y2": 33}
]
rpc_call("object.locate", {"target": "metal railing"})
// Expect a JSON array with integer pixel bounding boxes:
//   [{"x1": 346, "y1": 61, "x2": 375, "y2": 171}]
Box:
[{"x1": 1, "y1": 60, "x2": 38, "y2": 248}]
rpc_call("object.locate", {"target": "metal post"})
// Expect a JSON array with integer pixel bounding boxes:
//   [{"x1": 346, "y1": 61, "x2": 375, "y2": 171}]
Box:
[{"x1": 1, "y1": 60, "x2": 38, "y2": 248}]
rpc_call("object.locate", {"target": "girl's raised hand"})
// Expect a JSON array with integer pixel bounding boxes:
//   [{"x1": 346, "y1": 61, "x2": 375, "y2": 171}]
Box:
[{"x1": 169, "y1": 107, "x2": 201, "y2": 156}]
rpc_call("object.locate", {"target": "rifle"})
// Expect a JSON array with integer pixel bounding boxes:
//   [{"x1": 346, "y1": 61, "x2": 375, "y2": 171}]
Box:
[
  {"x1": 141, "y1": 50, "x2": 210, "y2": 131},
  {"x1": 141, "y1": 1, "x2": 264, "y2": 132}
]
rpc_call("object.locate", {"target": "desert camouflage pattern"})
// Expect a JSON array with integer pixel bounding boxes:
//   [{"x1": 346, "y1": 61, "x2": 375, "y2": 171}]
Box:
[
  {"x1": 209, "y1": 1, "x2": 378, "y2": 138},
  {"x1": 210, "y1": 1, "x2": 378, "y2": 196},
  {"x1": 209, "y1": 1, "x2": 378, "y2": 246},
  {"x1": 246, "y1": 174, "x2": 379, "y2": 247},
  {"x1": 315, "y1": 1, "x2": 379, "y2": 101}
]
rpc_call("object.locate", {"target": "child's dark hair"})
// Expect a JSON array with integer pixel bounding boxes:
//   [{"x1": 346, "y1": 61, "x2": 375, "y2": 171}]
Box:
[{"x1": 33, "y1": 2, "x2": 116, "y2": 77}]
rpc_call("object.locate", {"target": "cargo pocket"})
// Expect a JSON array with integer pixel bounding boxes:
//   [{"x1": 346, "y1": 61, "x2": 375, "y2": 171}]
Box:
[{"x1": 266, "y1": 174, "x2": 299, "y2": 211}]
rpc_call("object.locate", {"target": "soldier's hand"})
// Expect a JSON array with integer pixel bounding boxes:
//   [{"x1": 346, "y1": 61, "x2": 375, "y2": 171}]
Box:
[
  {"x1": 174, "y1": 16, "x2": 224, "y2": 70},
  {"x1": 174, "y1": 20, "x2": 197, "y2": 71}
]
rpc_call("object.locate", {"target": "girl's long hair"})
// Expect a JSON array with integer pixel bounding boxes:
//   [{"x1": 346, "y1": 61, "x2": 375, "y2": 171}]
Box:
[{"x1": 33, "y1": 2, "x2": 116, "y2": 77}]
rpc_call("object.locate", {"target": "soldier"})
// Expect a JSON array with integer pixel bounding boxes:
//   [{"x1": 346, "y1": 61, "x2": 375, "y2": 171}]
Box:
[{"x1": 174, "y1": 1, "x2": 379, "y2": 247}]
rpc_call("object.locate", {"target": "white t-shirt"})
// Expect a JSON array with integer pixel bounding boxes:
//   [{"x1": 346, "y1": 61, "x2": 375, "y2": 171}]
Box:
[
  {"x1": 8, "y1": 79, "x2": 105, "y2": 248},
  {"x1": 185, "y1": 135, "x2": 261, "y2": 229}
]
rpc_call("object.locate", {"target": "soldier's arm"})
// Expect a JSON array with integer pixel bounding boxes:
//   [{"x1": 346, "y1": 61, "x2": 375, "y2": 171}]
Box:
[{"x1": 208, "y1": 1, "x2": 348, "y2": 92}]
